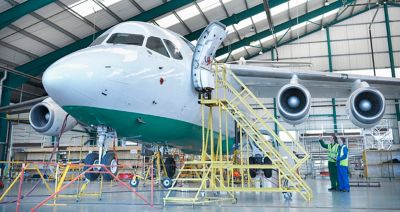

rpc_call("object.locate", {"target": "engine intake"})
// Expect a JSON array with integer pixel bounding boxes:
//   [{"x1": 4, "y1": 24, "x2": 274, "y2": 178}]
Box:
[
  {"x1": 347, "y1": 83, "x2": 385, "y2": 128},
  {"x1": 277, "y1": 76, "x2": 311, "y2": 125},
  {"x1": 29, "y1": 97, "x2": 77, "y2": 136}
]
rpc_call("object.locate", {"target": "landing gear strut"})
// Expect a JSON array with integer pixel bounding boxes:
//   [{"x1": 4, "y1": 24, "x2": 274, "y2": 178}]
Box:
[{"x1": 84, "y1": 126, "x2": 118, "y2": 181}]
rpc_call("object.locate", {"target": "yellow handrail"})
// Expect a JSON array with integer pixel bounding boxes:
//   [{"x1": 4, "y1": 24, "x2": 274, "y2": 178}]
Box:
[{"x1": 214, "y1": 64, "x2": 312, "y2": 200}]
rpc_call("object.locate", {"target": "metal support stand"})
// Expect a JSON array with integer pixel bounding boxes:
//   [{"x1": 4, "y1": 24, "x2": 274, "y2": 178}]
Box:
[{"x1": 164, "y1": 64, "x2": 312, "y2": 206}]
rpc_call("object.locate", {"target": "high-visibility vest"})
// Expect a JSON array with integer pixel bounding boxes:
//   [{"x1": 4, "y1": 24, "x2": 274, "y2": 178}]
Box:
[
  {"x1": 327, "y1": 143, "x2": 339, "y2": 162},
  {"x1": 339, "y1": 145, "x2": 349, "y2": 167}
]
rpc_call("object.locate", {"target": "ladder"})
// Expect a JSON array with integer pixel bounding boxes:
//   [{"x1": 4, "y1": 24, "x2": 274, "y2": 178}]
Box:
[
  {"x1": 164, "y1": 64, "x2": 312, "y2": 205},
  {"x1": 163, "y1": 161, "x2": 235, "y2": 205},
  {"x1": 215, "y1": 65, "x2": 311, "y2": 200}
]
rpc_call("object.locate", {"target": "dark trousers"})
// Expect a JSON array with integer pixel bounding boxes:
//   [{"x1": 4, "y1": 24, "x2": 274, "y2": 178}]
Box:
[{"x1": 328, "y1": 161, "x2": 338, "y2": 189}]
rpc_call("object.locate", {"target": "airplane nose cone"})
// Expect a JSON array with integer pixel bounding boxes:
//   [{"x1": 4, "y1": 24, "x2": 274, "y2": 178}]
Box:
[
  {"x1": 42, "y1": 46, "x2": 139, "y2": 107},
  {"x1": 42, "y1": 64, "x2": 65, "y2": 96},
  {"x1": 42, "y1": 53, "x2": 94, "y2": 106}
]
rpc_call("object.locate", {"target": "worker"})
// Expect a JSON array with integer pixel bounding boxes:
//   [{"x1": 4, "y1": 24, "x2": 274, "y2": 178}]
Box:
[
  {"x1": 337, "y1": 137, "x2": 350, "y2": 192},
  {"x1": 319, "y1": 134, "x2": 339, "y2": 191}
]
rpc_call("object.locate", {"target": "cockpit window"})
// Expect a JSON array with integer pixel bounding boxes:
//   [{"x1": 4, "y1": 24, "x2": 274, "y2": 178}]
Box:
[
  {"x1": 90, "y1": 33, "x2": 109, "y2": 46},
  {"x1": 107, "y1": 33, "x2": 144, "y2": 46},
  {"x1": 146, "y1": 36, "x2": 170, "y2": 58},
  {"x1": 163, "y1": 39, "x2": 183, "y2": 60}
]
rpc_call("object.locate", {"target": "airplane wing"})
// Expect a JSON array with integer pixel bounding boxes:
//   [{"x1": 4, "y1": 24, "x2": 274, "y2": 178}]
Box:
[{"x1": 227, "y1": 64, "x2": 400, "y2": 99}]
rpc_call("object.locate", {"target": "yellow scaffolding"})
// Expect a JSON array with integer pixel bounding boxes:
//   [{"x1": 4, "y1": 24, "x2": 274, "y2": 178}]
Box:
[{"x1": 164, "y1": 64, "x2": 312, "y2": 206}]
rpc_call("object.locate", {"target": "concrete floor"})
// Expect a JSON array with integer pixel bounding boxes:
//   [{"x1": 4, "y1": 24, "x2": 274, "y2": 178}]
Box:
[{"x1": 0, "y1": 178, "x2": 399, "y2": 211}]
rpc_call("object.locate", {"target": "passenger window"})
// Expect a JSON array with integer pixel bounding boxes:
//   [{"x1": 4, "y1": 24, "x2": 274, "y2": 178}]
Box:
[
  {"x1": 106, "y1": 33, "x2": 144, "y2": 46},
  {"x1": 146, "y1": 37, "x2": 169, "y2": 57},
  {"x1": 164, "y1": 39, "x2": 183, "y2": 60},
  {"x1": 90, "y1": 33, "x2": 109, "y2": 46}
]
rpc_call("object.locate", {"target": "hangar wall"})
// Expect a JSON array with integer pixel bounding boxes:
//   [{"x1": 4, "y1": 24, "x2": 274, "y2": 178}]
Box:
[{"x1": 252, "y1": 6, "x2": 400, "y2": 143}]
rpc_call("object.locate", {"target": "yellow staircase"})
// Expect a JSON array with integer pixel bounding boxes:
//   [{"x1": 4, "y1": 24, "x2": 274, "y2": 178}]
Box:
[
  {"x1": 163, "y1": 64, "x2": 311, "y2": 205},
  {"x1": 217, "y1": 64, "x2": 312, "y2": 200}
]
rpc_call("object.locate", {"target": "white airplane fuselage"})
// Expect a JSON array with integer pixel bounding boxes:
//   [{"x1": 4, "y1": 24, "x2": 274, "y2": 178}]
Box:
[{"x1": 42, "y1": 22, "x2": 234, "y2": 152}]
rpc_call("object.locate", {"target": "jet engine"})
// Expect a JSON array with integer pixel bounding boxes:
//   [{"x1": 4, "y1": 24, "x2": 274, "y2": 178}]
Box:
[
  {"x1": 277, "y1": 75, "x2": 311, "y2": 125},
  {"x1": 347, "y1": 81, "x2": 385, "y2": 128},
  {"x1": 29, "y1": 97, "x2": 77, "y2": 136}
]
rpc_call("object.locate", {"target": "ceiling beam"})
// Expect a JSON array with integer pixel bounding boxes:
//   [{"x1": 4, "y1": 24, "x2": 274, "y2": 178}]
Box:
[
  {"x1": 185, "y1": 0, "x2": 289, "y2": 41},
  {"x1": 0, "y1": 0, "x2": 56, "y2": 31},
  {"x1": 246, "y1": 4, "x2": 378, "y2": 60},
  {"x1": 7, "y1": 0, "x2": 195, "y2": 89},
  {"x1": 6, "y1": 0, "x2": 80, "y2": 41},
  {"x1": 216, "y1": 0, "x2": 355, "y2": 56}
]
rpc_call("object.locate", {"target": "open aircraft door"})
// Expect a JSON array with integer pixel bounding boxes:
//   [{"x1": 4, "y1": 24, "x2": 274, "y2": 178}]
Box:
[{"x1": 192, "y1": 21, "x2": 227, "y2": 93}]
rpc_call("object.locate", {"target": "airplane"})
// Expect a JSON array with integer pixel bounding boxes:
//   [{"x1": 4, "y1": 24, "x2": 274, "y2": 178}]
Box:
[{"x1": 17, "y1": 21, "x2": 400, "y2": 183}]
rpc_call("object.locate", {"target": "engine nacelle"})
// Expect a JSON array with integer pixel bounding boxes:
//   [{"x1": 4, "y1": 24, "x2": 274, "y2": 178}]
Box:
[
  {"x1": 347, "y1": 84, "x2": 385, "y2": 128},
  {"x1": 29, "y1": 97, "x2": 77, "y2": 136},
  {"x1": 277, "y1": 77, "x2": 311, "y2": 125}
]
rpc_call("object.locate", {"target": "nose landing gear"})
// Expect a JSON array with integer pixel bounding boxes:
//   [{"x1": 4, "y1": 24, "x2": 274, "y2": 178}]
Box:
[{"x1": 83, "y1": 126, "x2": 118, "y2": 181}]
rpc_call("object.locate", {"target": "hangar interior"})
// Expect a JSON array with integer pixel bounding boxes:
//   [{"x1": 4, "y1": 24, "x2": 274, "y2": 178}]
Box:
[{"x1": 0, "y1": 0, "x2": 399, "y2": 211}]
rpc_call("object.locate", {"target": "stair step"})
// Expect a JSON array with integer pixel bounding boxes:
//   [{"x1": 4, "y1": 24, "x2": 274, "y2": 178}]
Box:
[
  {"x1": 173, "y1": 178, "x2": 204, "y2": 182},
  {"x1": 169, "y1": 187, "x2": 200, "y2": 191},
  {"x1": 179, "y1": 169, "x2": 206, "y2": 172},
  {"x1": 164, "y1": 197, "x2": 198, "y2": 202}
]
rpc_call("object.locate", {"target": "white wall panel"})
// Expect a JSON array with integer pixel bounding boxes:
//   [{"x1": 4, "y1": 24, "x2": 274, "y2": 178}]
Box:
[
  {"x1": 371, "y1": 37, "x2": 389, "y2": 52},
  {"x1": 348, "y1": 39, "x2": 370, "y2": 54},
  {"x1": 309, "y1": 42, "x2": 327, "y2": 57},
  {"x1": 331, "y1": 40, "x2": 349, "y2": 55},
  {"x1": 339, "y1": 9, "x2": 384, "y2": 25},
  {"x1": 349, "y1": 54, "x2": 372, "y2": 70},
  {"x1": 301, "y1": 29, "x2": 325, "y2": 43},
  {"x1": 388, "y1": 7, "x2": 400, "y2": 20},
  {"x1": 392, "y1": 37, "x2": 400, "y2": 51},
  {"x1": 310, "y1": 57, "x2": 328, "y2": 71},
  {"x1": 374, "y1": 53, "x2": 391, "y2": 68},
  {"x1": 395, "y1": 52, "x2": 400, "y2": 67},
  {"x1": 329, "y1": 25, "x2": 348, "y2": 40},
  {"x1": 291, "y1": 43, "x2": 310, "y2": 58},
  {"x1": 370, "y1": 23, "x2": 387, "y2": 37},
  {"x1": 332, "y1": 55, "x2": 351, "y2": 70},
  {"x1": 277, "y1": 45, "x2": 293, "y2": 58},
  {"x1": 346, "y1": 24, "x2": 368, "y2": 39}
]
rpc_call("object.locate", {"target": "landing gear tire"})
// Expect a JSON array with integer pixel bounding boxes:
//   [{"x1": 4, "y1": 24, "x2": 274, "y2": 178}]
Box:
[
  {"x1": 101, "y1": 152, "x2": 118, "y2": 181},
  {"x1": 263, "y1": 156, "x2": 272, "y2": 178},
  {"x1": 83, "y1": 153, "x2": 100, "y2": 181},
  {"x1": 162, "y1": 177, "x2": 172, "y2": 188},
  {"x1": 249, "y1": 157, "x2": 257, "y2": 178},
  {"x1": 232, "y1": 197, "x2": 237, "y2": 204},
  {"x1": 130, "y1": 176, "x2": 140, "y2": 188},
  {"x1": 164, "y1": 157, "x2": 176, "y2": 178},
  {"x1": 283, "y1": 192, "x2": 292, "y2": 200}
]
